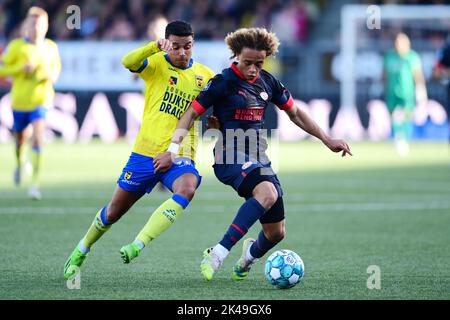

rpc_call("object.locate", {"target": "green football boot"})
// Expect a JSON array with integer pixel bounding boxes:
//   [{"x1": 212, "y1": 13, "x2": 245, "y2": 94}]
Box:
[
  {"x1": 120, "y1": 243, "x2": 141, "y2": 264},
  {"x1": 200, "y1": 247, "x2": 223, "y2": 281},
  {"x1": 64, "y1": 246, "x2": 88, "y2": 280},
  {"x1": 232, "y1": 238, "x2": 257, "y2": 281}
]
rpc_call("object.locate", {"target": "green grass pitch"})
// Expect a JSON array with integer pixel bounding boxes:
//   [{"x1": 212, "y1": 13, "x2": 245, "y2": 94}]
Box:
[{"x1": 0, "y1": 140, "x2": 449, "y2": 300}]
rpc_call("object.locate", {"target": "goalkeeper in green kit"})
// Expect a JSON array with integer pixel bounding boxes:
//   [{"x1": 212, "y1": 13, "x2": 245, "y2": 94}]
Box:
[{"x1": 383, "y1": 32, "x2": 427, "y2": 155}]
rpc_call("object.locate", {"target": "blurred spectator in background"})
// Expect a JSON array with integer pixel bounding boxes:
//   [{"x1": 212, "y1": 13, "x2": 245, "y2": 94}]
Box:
[
  {"x1": 0, "y1": 0, "x2": 323, "y2": 42},
  {"x1": 167, "y1": 0, "x2": 193, "y2": 26},
  {"x1": 0, "y1": 0, "x2": 22, "y2": 39},
  {"x1": 433, "y1": 34, "x2": 450, "y2": 153},
  {"x1": 383, "y1": 32, "x2": 427, "y2": 155},
  {"x1": 271, "y1": 0, "x2": 309, "y2": 43},
  {"x1": 147, "y1": 14, "x2": 168, "y2": 40},
  {"x1": 132, "y1": 15, "x2": 168, "y2": 84},
  {"x1": 103, "y1": 13, "x2": 136, "y2": 40}
]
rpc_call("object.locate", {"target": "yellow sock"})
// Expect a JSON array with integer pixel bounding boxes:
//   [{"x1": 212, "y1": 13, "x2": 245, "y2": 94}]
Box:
[
  {"x1": 136, "y1": 195, "x2": 189, "y2": 246},
  {"x1": 31, "y1": 147, "x2": 41, "y2": 186},
  {"x1": 81, "y1": 206, "x2": 112, "y2": 250}
]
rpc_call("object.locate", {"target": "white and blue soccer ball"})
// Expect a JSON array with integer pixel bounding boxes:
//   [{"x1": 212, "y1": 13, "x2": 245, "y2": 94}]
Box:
[{"x1": 265, "y1": 249, "x2": 304, "y2": 289}]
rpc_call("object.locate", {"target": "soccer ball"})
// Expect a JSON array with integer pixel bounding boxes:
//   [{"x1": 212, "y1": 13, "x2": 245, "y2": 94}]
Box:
[{"x1": 265, "y1": 249, "x2": 304, "y2": 289}]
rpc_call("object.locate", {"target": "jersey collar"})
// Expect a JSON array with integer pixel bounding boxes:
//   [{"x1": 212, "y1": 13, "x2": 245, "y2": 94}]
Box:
[
  {"x1": 164, "y1": 54, "x2": 193, "y2": 70},
  {"x1": 230, "y1": 62, "x2": 260, "y2": 83}
]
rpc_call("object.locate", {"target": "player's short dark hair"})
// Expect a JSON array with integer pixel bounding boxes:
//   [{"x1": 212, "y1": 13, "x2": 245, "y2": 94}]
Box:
[{"x1": 165, "y1": 20, "x2": 194, "y2": 39}]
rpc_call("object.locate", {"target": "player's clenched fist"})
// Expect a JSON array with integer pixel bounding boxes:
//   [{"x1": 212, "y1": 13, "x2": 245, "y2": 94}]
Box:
[{"x1": 157, "y1": 38, "x2": 172, "y2": 52}]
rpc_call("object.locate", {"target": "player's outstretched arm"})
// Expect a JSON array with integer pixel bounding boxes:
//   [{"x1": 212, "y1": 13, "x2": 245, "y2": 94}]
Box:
[
  {"x1": 285, "y1": 103, "x2": 352, "y2": 157},
  {"x1": 0, "y1": 41, "x2": 32, "y2": 77},
  {"x1": 121, "y1": 39, "x2": 171, "y2": 71},
  {"x1": 153, "y1": 106, "x2": 200, "y2": 172},
  {"x1": 0, "y1": 61, "x2": 27, "y2": 77}
]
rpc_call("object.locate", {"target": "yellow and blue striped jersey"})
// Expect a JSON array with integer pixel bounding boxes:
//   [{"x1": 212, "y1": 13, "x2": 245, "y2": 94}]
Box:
[
  {"x1": 123, "y1": 43, "x2": 215, "y2": 160},
  {"x1": 0, "y1": 38, "x2": 61, "y2": 111}
]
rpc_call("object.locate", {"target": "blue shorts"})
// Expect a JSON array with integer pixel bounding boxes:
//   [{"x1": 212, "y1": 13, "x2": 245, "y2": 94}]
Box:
[
  {"x1": 213, "y1": 151, "x2": 283, "y2": 199},
  {"x1": 12, "y1": 106, "x2": 48, "y2": 132},
  {"x1": 117, "y1": 152, "x2": 202, "y2": 197}
]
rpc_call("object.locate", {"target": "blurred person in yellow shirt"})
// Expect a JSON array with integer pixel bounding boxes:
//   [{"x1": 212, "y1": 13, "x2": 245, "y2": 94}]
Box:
[{"x1": 0, "y1": 6, "x2": 61, "y2": 199}]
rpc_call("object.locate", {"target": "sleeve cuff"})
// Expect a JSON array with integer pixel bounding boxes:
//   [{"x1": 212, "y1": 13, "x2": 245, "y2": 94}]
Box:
[
  {"x1": 277, "y1": 95, "x2": 294, "y2": 110},
  {"x1": 129, "y1": 58, "x2": 148, "y2": 73},
  {"x1": 191, "y1": 100, "x2": 206, "y2": 115}
]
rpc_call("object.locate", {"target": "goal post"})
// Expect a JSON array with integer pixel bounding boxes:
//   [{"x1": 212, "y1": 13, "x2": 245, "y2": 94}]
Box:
[{"x1": 340, "y1": 4, "x2": 450, "y2": 112}]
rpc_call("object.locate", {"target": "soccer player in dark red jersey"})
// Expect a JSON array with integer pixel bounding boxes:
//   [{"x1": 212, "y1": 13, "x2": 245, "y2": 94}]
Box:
[{"x1": 154, "y1": 27, "x2": 352, "y2": 281}]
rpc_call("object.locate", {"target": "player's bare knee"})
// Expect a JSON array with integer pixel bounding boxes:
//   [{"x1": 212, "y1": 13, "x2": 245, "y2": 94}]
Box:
[
  {"x1": 15, "y1": 134, "x2": 26, "y2": 146},
  {"x1": 174, "y1": 184, "x2": 196, "y2": 201},
  {"x1": 172, "y1": 174, "x2": 198, "y2": 201},
  {"x1": 254, "y1": 182, "x2": 278, "y2": 209},
  {"x1": 105, "y1": 204, "x2": 121, "y2": 223}
]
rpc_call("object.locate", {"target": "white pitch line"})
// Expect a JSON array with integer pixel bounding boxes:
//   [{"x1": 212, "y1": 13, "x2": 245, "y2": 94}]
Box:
[
  {"x1": 285, "y1": 202, "x2": 450, "y2": 212},
  {"x1": 0, "y1": 202, "x2": 449, "y2": 215},
  {"x1": 281, "y1": 180, "x2": 450, "y2": 192},
  {"x1": 0, "y1": 190, "x2": 449, "y2": 201}
]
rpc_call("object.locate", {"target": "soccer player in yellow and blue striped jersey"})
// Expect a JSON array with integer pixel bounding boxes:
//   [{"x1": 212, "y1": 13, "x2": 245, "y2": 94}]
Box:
[
  {"x1": 0, "y1": 7, "x2": 61, "y2": 200},
  {"x1": 64, "y1": 20, "x2": 215, "y2": 280}
]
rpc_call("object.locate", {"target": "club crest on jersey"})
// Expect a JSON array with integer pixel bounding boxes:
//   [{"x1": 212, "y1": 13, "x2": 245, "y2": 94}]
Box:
[
  {"x1": 125, "y1": 172, "x2": 132, "y2": 180},
  {"x1": 169, "y1": 76, "x2": 178, "y2": 86},
  {"x1": 260, "y1": 91, "x2": 268, "y2": 101},
  {"x1": 195, "y1": 75, "x2": 203, "y2": 87}
]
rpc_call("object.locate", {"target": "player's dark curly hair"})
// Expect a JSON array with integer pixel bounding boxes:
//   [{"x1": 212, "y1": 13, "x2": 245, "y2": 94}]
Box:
[
  {"x1": 165, "y1": 20, "x2": 194, "y2": 39},
  {"x1": 225, "y1": 27, "x2": 280, "y2": 58}
]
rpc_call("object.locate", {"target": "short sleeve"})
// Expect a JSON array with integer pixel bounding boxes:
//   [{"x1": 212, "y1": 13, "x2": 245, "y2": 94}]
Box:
[
  {"x1": 191, "y1": 74, "x2": 226, "y2": 115},
  {"x1": 270, "y1": 76, "x2": 294, "y2": 110}
]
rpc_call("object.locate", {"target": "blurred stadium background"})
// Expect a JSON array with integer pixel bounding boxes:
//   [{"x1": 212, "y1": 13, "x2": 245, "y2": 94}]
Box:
[
  {"x1": 1, "y1": 0, "x2": 449, "y2": 142},
  {"x1": 0, "y1": 0, "x2": 449, "y2": 300}
]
